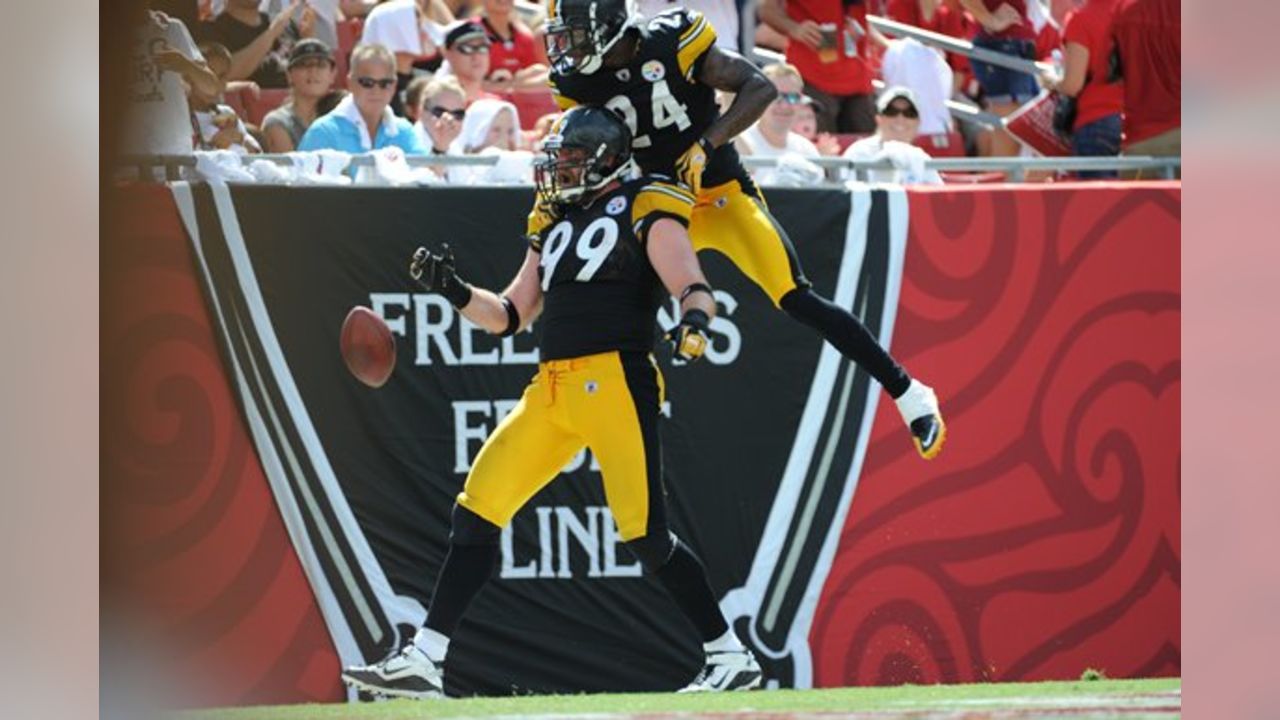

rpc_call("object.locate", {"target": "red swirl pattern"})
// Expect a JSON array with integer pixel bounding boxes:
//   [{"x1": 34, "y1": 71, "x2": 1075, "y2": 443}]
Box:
[
  {"x1": 812, "y1": 183, "x2": 1181, "y2": 685},
  {"x1": 102, "y1": 186, "x2": 342, "y2": 707}
]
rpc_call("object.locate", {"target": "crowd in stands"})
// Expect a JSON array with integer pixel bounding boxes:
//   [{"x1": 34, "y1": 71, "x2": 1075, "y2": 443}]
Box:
[{"x1": 124, "y1": 0, "x2": 1180, "y2": 184}]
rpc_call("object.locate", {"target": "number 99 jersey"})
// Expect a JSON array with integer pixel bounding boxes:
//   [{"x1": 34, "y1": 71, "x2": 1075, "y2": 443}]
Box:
[
  {"x1": 549, "y1": 9, "x2": 744, "y2": 190},
  {"x1": 531, "y1": 177, "x2": 695, "y2": 361}
]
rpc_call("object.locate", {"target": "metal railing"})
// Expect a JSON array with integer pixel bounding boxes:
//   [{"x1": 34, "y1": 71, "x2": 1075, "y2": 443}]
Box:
[{"x1": 115, "y1": 153, "x2": 1182, "y2": 184}]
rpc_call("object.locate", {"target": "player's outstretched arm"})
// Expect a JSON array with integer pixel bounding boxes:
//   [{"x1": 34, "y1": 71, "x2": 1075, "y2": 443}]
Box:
[
  {"x1": 695, "y1": 47, "x2": 779, "y2": 150},
  {"x1": 410, "y1": 246, "x2": 543, "y2": 336}
]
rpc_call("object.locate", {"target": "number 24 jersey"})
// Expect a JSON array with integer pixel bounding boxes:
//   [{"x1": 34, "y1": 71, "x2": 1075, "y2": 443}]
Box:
[
  {"x1": 550, "y1": 9, "x2": 744, "y2": 189},
  {"x1": 531, "y1": 177, "x2": 695, "y2": 361}
]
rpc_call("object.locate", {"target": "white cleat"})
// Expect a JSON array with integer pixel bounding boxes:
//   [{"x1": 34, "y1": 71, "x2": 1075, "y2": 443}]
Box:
[
  {"x1": 895, "y1": 379, "x2": 947, "y2": 460},
  {"x1": 341, "y1": 645, "x2": 444, "y2": 700},
  {"x1": 678, "y1": 648, "x2": 763, "y2": 692}
]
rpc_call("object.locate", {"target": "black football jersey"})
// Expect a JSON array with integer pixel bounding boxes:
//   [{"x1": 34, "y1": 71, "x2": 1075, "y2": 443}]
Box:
[
  {"x1": 550, "y1": 9, "x2": 745, "y2": 189},
  {"x1": 532, "y1": 177, "x2": 696, "y2": 360}
]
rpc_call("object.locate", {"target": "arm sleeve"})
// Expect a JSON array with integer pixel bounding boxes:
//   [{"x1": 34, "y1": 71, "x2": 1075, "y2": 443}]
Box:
[
  {"x1": 548, "y1": 78, "x2": 579, "y2": 110},
  {"x1": 631, "y1": 181, "x2": 695, "y2": 242}
]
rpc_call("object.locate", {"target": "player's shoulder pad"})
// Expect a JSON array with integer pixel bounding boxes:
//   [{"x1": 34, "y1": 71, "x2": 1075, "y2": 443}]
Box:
[
  {"x1": 632, "y1": 179, "x2": 696, "y2": 232},
  {"x1": 669, "y1": 8, "x2": 717, "y2": 80},
  {"x1": 547, "y1": 75, "x2": 579, "y2": 110}
]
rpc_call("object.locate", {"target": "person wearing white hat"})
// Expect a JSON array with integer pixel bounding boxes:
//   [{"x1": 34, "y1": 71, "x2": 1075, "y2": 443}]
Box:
[{"x1": 841, "y1": 86, "x2": 943, "y2": 184}]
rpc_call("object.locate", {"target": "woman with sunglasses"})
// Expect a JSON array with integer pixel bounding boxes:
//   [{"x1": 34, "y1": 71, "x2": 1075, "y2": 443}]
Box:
[
  {"x1": 263, "y1": 39, "x2": 341, "y2": 153},
  {"x1": 298, "y1": 43, "x2": 429, "y2": 155},
  {"x1": 841, "y1": 86, "x2": 944, "y2": 185}
]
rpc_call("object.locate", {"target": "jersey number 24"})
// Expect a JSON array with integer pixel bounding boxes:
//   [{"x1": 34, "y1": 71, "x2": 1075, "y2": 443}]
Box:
[{"x1": 605, "y1": 79, "x2": 692, "y2": 149}]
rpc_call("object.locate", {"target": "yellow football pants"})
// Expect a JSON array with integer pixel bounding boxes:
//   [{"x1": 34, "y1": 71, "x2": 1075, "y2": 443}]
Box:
[
  {"x1": 457, "y1": 350, "x2": 667, "y2": 541},
  {"x1": 688, "y1": 178, "x2": 810, "y2": 306}
]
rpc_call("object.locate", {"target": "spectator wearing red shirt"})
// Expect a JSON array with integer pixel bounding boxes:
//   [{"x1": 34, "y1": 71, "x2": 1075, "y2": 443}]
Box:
[
  {"x1": 1042, "y1": 0, "x2": 1123, "y2": 178},
  {"x1": 958, "y1": 0, "x2": 1036, "y2": 155},
  {"x1": 1112, "y1": 0, "x2": 1179, "y2": 172},
  {"x1": 439, "y1": 20, "x2": 501, "y2": 104},
  {"x1": 760, "y1": 0, "x2": 880, "y2": 134},
  {"x1": 475, "y1": 0, "x2": 549, "y2": 93}
]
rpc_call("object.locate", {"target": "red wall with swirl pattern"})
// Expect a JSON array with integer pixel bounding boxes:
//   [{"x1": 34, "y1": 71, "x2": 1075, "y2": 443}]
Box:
[
  {"x1": 101, "y1": 186, "x2": 345, "y2": 707},
  {"x1": 811, "y1": 182, "x2": 1181, "y2": 686}
]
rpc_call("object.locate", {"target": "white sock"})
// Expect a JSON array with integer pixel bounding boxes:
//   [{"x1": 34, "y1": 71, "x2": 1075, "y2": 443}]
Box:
[
  {"x1": 703, "y1": 629, "x2": 745, "y2": 654},
  {"x1": 413, "y1": 626, "x2": 450, "y2": 663}
]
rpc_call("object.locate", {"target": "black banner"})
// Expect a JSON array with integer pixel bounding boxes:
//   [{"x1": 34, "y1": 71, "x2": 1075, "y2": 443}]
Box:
[{"x1": 170, "y1": 181, "x2": 906, "y2": 695}]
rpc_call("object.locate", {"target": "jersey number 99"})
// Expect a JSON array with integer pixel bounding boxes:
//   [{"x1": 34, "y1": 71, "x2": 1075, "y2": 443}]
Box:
[{"x1": 540, "y1": 217, "x2": 622, "y2": 290}]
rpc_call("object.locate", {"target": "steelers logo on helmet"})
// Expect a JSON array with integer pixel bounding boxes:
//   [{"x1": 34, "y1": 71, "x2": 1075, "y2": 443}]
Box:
[
  {"x1": 534, "y1": 106, "x2": 635, "y2": 206},
  {"x1": 544, "y1": 0, "x2": 641, "y2": 75}
]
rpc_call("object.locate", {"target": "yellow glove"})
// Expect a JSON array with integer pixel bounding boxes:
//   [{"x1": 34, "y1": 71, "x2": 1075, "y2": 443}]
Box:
[{"x1": 674, "y1": 137, "x2": 714, "y2": 197}]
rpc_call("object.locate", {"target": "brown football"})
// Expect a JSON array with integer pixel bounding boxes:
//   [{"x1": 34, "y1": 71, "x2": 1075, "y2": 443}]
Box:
[{"x1": 340, "y1": 306, "x2": 396, "y2": 388}]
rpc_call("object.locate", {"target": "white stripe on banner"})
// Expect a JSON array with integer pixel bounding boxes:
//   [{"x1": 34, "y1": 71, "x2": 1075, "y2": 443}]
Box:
[
  {"x1": 173, "y1": 183, "x2": 429, "y2": 674},
  {"x1": 205, "y1": 182, "x2": 429, "y2": 646},
  {"x1": 170, "y1": 182, "x2": 364, "y2": 678},
  {"x1": 719, "y1": 186, "x2": 909, "y2": 689}
]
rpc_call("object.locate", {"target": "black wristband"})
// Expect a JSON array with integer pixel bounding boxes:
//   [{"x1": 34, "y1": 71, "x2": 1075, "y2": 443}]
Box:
[
  {"x1": 442, "y1": 280, "x2": 473, "y2": 309},
  {"x1": 698, "y1": 136, "x2": 715, "y2": 154},
  {"x1": 498, "y1": 296, "x2": 521, "y2": 337},
  {"x1": 679, "y1": 308, "x2": 711, "y2": 331},
  {"x1": 679, "y1": 282, "x2": 714, "y2": 303}
]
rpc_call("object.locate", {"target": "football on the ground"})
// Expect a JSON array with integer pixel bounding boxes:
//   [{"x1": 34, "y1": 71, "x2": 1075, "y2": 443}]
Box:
[{"x1": 340, "y1": 306, "x2": 396, "y2": 388}]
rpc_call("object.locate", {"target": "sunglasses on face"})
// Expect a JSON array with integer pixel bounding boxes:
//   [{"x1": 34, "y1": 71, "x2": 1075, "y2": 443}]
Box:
[
  {"x1": 428, "y1": 105, "x2": 466, "y2": 121},
  {"x1": 355, "y1": 76, "x2": 396, "y2": 90},
  {"x1": 454, "y1": 42, "x2": 490, "y2": 55},
  {"x1": 882, "y1": 104, "x2": 919, "y2": 119},
  {"x1": 776, "y1": 92, "x2": 807, "y2": 105}
]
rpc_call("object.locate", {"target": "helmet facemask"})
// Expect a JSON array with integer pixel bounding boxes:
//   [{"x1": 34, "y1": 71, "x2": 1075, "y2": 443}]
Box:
[
  {"x1": 545, "y1": 0, "x2": 635, "y2": 75},
  {"x1": 534, "y1": 134, "x2": 630, "y2": 207}
]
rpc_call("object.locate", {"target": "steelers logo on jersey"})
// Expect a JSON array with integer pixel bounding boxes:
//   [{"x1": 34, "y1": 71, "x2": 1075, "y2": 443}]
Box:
[
  {"x1": 606, "y1": 195, "x2": 628, "y2": 216},
  {"x1": 642, "y1": 59, "x2": 665, "y2": 82}
]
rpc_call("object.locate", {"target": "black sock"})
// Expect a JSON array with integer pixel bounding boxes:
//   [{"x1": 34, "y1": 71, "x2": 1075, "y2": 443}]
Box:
[
  {"x1": 423, "y1": 542, "x2": 499, "y2": 637},
  {"x1": 780, "y1": 288, "x2": 911, "y2": 398},
  {"x1": 652, "y1": 538, "x2": 729, "y2": 643}
]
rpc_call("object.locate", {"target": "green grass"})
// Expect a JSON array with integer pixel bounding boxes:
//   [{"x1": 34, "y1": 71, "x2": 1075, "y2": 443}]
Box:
[{"x1": 181, "y1": 677, "x2": 1180, "y2": 719}]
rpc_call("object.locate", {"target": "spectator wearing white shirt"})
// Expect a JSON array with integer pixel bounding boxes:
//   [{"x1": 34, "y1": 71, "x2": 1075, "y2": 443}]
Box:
[
  {"x1": 880, "y1": 37, "x2": 954, "y2": 137},
  {"x1": 446, "y1": 98, "x2": 531, "y2": 184},
  {"x1": 123, "y1": 10, "x2": 220, "y2": 157},
  {"x1": 842, "y1": 87, "x2": 943, "y2": 185},
  {"x1": 735, "y1": 63, "x2": 822, "y2": 186}
]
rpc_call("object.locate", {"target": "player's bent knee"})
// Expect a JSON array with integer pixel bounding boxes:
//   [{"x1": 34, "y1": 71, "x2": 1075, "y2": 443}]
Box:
[
  {"x1": 450, "y1": 504, "x2": 501, "y2": 546},
  {"x1": 779, "y1": 287, "x2": 828, "y2": 321},
  {"x1": 625, "y1": 530, "x2": 676, "y2": 572}
]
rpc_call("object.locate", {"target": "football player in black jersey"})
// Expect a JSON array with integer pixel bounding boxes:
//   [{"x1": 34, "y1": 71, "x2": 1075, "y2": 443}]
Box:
[
  {"x1": 538, "y1": 0, "x2": 946, "y2": 459},
  {"x1": 341, "y1": 107, "x2": 763, "y2": 699}
]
